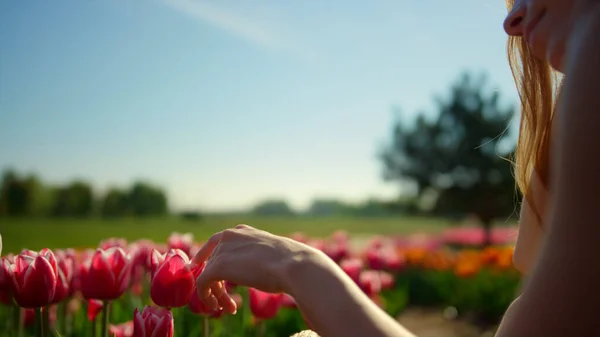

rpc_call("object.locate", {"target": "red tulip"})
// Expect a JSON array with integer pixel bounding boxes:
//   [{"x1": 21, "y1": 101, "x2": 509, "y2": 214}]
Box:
[
  {"x1": 133, "y1": 306, "x2": 174, "y2": 337},
  {"x1": 87, "y1": 299, "x2": 103, "y2": 321},
  {"x1": 80, "y1": 247, "x2": 132, "y2": 300},
  {"x1": 110, "y1": 320, "x2": 134, "y2": 337},
  {"x1": 150, "y1": 249, "x2": 195, "y2": 308},
  {"x1": 248, "y1": 288, "x2": 283, "y2": 320},
  {"x1": 11, "y1": 249, "x2": 57, "y2": 308},
  {"x1": 0, "y1": 290, "x2": 10, "y2": 305},
  {"x1": 22, "y1": 308, "x2": 35, "y2": 327}
]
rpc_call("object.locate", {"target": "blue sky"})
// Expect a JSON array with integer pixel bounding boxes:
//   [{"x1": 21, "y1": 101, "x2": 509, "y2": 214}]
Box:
[{"x1": 0, "y1": 0, "x2": 518, "y2": 212}]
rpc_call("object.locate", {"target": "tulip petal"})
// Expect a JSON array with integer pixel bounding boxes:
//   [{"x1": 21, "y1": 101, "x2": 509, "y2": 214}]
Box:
[
  {"x1": 133, "y1": 308, "x2": 146, "y2": 337},
  {"x1": 150, "y1": 254, "x2": 195, "y2": 308},
  {"x1": 13, "y1": 255, "x2": 57, "y2": 308}
]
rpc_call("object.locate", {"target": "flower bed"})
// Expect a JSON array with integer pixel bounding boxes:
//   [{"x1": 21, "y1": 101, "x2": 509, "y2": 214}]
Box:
[{"x1": 0, "y1": 228, "x2": 521, "y2": 336}]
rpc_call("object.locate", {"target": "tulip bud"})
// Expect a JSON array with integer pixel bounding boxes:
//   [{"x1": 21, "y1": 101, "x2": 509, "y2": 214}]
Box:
[
  {"x1": 150, "y1": 249, "x2": 195, "y2": 308},
  {"x1": 11, "y1": 249, "x2": 58, "y2": 308},
  {"x1": 248, "y1": 288, "x2": 283, "y2": 320},
  {"x1": 80, "y1": 247, "x2": 132, "y2": 300},
  {"x1": 133, "y1": 306, "x2": 174, "y2": 337}
]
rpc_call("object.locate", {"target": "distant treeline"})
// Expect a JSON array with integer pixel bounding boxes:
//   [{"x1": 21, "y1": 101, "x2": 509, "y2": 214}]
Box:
[
  {"x1": 250, "y1": 198, "x2": 418, "y2": 218},
  {"x1": 0, "y1": 170, "x2": 168, "y2": 218}
]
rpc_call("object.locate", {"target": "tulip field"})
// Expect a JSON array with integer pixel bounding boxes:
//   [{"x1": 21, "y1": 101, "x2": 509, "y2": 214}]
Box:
[{"x1": 0, "y1": 217, "x2": 522, "y2": 337}]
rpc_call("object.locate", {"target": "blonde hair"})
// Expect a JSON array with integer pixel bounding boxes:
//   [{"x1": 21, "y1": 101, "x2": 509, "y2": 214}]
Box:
[{"x1": 505, "y1": 0, "x2": 563, "y2": 221}]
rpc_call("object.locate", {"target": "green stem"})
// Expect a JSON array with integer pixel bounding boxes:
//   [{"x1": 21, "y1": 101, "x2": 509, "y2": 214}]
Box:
[
  {"x1": 43, "y1": 307, "x2": 50, "y2": 337},
  {"x1": 257, "y1": 320, "x2": 266, "y2": 337},
  {"x1": 10, "y1": 302, "x2": 16, "y2": 334},
  {"x1": 91, "y1": 317, "x2": 97, "y2": 337},
  {"x1": 60, "y1": 301, "x2": 68, "y2": 336},
  {"x1": 35, "y1": 307, "x2": 44, "y2": 337},
  {"x1": 17, "y1": 306, "x2": 24, "y2": 337},
  {"x1": 203, "y1": 316, "x2": 210, "y2": 337},
  {"x1": 101, "y1": 301, "x2": 110, "y2": 337}
]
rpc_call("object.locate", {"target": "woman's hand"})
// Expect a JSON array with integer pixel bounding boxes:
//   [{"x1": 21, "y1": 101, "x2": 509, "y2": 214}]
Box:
[{"x1": 191, "y1": 224, "x2": 318, "y2": 314}]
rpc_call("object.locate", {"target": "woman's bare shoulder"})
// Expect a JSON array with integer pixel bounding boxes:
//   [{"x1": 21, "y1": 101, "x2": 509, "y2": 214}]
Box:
[{"x1": 513, "y1": 171, "x2": 548, "y2": 273}]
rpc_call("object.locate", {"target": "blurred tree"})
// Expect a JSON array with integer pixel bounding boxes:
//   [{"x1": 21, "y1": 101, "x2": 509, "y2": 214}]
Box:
[
  {"x1": 306, "y1": 199, "x2": 350, "y2": 216},
  {"x1": 252, "y1": 200, "x2": 295, "y2": 217},
  {"x1": 379, "y1": 72, "x2": 518, "y2": 246},
  {"x1": 51, "y1": 180, "x2": 94, "y2": 217},
  {"x1": 0, "y1": 170, "x2": 32, "y2": 216},
  {"x1": 101, "y1": 188, "x2": 130, "y2": 217},
  {"x1": 128, "y1": 181, "x2": 168, "y2": 216}
]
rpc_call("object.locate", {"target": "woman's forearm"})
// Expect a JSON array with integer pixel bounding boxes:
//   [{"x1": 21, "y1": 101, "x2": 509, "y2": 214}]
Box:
[{"x1": 281, "y1": 248, "x2": 415, "y2": 337}]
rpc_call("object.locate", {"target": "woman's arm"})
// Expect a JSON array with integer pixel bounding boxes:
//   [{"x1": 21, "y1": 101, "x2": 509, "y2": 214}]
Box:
[
  {"x1": 496, "y1": 7, "x2": 600, "y2": 337},
  {"x1": 192, "y1": 226, "x2": 416, "y2": 337},
  {"x1": 283, "y1": 249, "x2": 416, "y2": 337}
]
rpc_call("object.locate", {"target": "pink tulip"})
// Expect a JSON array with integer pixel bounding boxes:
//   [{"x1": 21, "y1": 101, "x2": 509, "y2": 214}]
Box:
[
  {"x1": 100, "y1": 237, "x2": 129, "y2": 250},
  {"x1": 150, "y1": 249, "x2": 195, "y2": 308},
  {"x1": 133, "y1": 306, "x2": 174, "y2": 337},
  {"x1": 188, "y1": 263, "x2": 217, "y2": 316},
  {"x1": 110, "y1": 320, "x2": 134, "y2": 337},
  {"x1": 323, "y1": 241, "x2": 349, "y2": 263},
  {"x1": 289, "y1": 232, "x2": 308, "y2": 244},
  {"x1": 188, "y1": 264, "x2": 241, "y2": 318},
  {"x1": 358, "y1": 270, "x2": 382, "y2": 297},
  {"x1": 87, "y1": 299, "x2": 103, "y2": 321},
  {"x1": 80, "y1": 247, "x2": 132, "y2": 300},
  {"x1": 167, "y1": 232, "x2": 194, "y2": 256},
  {"x1": 11, "y1": 248, "x2": 57, "y2": 308},
  {"x1": 306, "y1": 239, "x2": 326, "y2": 252},
  {"x1": 339, "y1": 258, "x2": 363, "y2": 283},
  {"x1": 366, "y1": 246, "x2": 405, "y2": 272},
  {"x1": 280, "y1": 293, "x2": 297, "y2": 309},
  {"x1": 129, "y1": 240, "x2": 155, "y2": 271},
  {"x1": 248, "y1": 288, "x2": 283, "y2": 320},
  {"x1": 20, "y1": 249, "x2": 37, "y2": 257},
  {"x1": 52, "y1": 250, "x2": 75, "y2": 304},
  {"x1": 332, "y1": 230, "x2": 349, "y2": 243},
  {"x1": 379, "y1": 271, "x2": 395, "y2": 290},
  {"x1": 0, "y1": 257, "x2": 13, "y2": 302}
]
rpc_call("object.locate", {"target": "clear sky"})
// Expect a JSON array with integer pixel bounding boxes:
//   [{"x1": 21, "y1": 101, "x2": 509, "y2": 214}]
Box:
[{"x1": 0, "y1": 0, "x2": 519, "y2": 212}]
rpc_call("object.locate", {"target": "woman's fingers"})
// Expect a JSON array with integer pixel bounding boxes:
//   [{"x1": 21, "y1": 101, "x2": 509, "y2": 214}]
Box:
[
  {"x1": 192, "y1": 231, "x2": 223, "y2": 266},
  {"x1": 196, "y1": 256, "x2": 227, "y2": 310},
  {"x1": 211, "y1": 281, "x2": 237, "y2": 314}
]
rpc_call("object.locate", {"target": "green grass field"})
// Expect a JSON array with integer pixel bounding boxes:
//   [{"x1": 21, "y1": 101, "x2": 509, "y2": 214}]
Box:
[{"x1": 0, "y1": 215, "x2": 454, "y2": 254}]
